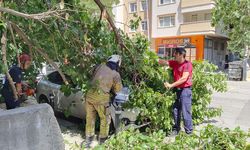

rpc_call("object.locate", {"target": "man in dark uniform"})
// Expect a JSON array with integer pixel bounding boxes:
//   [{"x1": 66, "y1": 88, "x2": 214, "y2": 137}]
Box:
[
  {"x1": 160, "y1": 47, "x2": 193, "y2": 135},
  {"x1": 1, "y1": 54, "x2": 32, "y2": 110}
]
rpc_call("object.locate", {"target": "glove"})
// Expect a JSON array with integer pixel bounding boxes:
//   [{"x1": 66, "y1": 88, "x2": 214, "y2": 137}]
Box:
[{"x1": 26, "y1": 88, "x2": 35, "y2": 96}]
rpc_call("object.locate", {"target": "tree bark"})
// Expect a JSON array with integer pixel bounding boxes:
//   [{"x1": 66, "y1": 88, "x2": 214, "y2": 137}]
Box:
[
  {"x1": 93, "y1": 0, "x2": 136, "y2": 64},
  {"x1": 1, "y1": 30, "x2": 19, "y2": 100},
  {"x1": 0, "y1": 6, "x2": 65, "y2": 20},
  {"x1": 10, "y1": 22, "x2": 69, "y2": 85},
  {"x1": 93, "y1": 0, "x2": 123, "y2": 49},
  {"x1": 8, "y1": 23, "x2": 21, "y2": 67}
]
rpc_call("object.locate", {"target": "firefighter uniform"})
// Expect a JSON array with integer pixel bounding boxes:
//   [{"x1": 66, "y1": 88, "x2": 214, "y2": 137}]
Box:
[{"x1": 85, "y1": 63, "x2": 122, "y2": 139}]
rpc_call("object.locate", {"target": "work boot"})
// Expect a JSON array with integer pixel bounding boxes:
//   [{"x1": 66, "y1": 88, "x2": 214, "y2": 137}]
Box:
[
  {"x1": 84, "y1": 136, "x2": 94, "y2": 149},
  {"x1": 99, "y1": 137, "x2": 108, "y2": 145}
]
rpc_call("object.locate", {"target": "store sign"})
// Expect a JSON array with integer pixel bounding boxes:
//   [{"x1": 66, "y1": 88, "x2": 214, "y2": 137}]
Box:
[
  {"x1": 162, "y1": 38, "x2": 190, "y2": 45},
  {"x1": 166, "y1": 44, "x2": 177, "y2": 48}
]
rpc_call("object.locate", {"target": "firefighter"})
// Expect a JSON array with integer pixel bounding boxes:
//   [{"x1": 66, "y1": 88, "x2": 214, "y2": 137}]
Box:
[
  {"x1": 85, "y1": 55, "x2": 123, "y2": 148},
  {"x1": 1, "y1": 54, "x2": 33, "y2": 110}
]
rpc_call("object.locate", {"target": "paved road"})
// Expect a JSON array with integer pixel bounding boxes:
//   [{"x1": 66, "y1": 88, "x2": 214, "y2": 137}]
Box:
[{"x1": 198, "y1": 81, "x2": 250, "y2": 132}]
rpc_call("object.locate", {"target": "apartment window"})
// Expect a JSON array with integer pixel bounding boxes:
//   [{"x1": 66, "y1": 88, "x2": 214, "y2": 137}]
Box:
[
  {"x1": 159, "y1": 0, "x2": 176, "y2": 5},
  {"x1": 141, "y1": 21, "x2": 148, "y2": 31},
  {"x1": 191, "y1": 14, "x2": 198, "y2": 22},
  {"x1": 205, "y1": 13, "x2": 211, "y2": 20},
  {"x1": 129, "y1": 2, "x2": 137, "y2": 13},
  {"x1": 140, "y1": 1, "x2": 147, "y2": 11},
  {"x1": 159, "y1": 15, "x2": 175, "y2": 27}
]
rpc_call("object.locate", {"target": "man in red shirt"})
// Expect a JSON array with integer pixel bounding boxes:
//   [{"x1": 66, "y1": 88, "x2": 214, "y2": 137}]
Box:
[{"x1": 160, "y1": 47, "x2": 193, "y2": 135}]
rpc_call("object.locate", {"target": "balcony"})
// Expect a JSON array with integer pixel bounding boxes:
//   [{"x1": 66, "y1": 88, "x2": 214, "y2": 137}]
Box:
[
  {"x1": 181, "y1": 0, "x2": 215, "y2": 13},
  {"x1": 180, "y1": 21, "x2": 220, "y2": 36}
]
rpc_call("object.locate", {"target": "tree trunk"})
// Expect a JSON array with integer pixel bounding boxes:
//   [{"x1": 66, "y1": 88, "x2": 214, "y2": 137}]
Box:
[
  {"x1": 1, "y1": 31, "x2": 19, "y2": 100},
  {"x1": 1, "y1": 0, "x2": 18, "y2": 100}
]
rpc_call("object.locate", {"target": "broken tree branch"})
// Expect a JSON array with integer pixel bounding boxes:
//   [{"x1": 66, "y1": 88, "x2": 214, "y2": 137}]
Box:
[
  {"x1": 93, "y1": 0, "x2": 123, "y2": 49},
  {"x1": 93, "y1": 0, "x2": 136, "y2": 64},
  {"x1": 8, "y1": 23, "x2": 20, "y2": 67},
  {"x1": 1, "y1": 30, "x2": 19, "y2": 100},
  {"x1": 10, "y1": 22, "x2": 69, "y2": 85},
  {"x1": 0, "y1": 6, "x2": 65, "y2": 20}
]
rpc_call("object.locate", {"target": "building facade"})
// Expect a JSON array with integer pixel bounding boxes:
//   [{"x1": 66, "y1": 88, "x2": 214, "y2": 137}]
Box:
[
  {"x1": 113, "y1": 0, "x2": 152, "y2": 40},
  {"x1": 113, "y1": 0, "x2": 228, "y2": 68}
]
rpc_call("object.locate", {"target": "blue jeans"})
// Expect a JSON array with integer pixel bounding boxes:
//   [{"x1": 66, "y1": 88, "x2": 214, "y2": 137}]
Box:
[{"x1": 173, "y1": 87, "x2": 193, "y2": 134}]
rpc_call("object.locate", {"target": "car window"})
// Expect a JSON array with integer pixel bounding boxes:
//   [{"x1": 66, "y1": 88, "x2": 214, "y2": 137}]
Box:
[
  {"x1": 47, "y1": 71, "x2": 76, "y2": 87},
  {"x1": 47, "y1": 71, "x2": 64, "y2": 85}
]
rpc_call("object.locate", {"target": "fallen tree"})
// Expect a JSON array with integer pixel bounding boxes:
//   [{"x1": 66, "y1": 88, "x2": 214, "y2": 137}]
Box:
[{"x1": 0, "y1": 1, "x2": 227, "y2": 132}]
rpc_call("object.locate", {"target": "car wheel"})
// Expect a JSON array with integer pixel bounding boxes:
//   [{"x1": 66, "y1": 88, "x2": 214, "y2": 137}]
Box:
[{"x1": 121, "y1": 118, "x2": 130, "y2": 126}]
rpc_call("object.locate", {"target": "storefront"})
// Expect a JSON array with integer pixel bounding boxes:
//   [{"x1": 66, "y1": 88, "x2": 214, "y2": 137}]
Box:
[
  {"x1": 154, "y1": 35, "x2": 228, "y2": 68},
  {"x1": 204, "y1": 36, "x2": 228, "y2": 69},
  {"x1": 155, "y1": 35, "x2": 205, "y2": 61}
]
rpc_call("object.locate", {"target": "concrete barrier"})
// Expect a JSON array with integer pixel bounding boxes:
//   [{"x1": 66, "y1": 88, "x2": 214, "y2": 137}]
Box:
[{"x1": 0, "y1": 104, "x2": 65, "y2": 150}]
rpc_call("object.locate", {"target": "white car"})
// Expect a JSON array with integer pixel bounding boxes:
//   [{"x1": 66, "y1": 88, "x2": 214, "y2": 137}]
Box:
[{"x1": 36, "y1": 70, "x2": 140, "y2": 131}]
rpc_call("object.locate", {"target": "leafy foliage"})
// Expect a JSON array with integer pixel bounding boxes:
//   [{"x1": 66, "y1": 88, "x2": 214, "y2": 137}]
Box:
[
  {"x1": 127, "y1": 60, "x2": 227, "y2": 131},
  {"x1": 95, "y1": 125, "x2": 250, "y2": 150},
  {"x1": 0, "y1": 1, "x2": 226, "y2": 132},
  {"x1": 212, "y1": 0, "x2": 250, "y2": 54},
  {"x1": 94, "y1": 128, "x2": 166, "y2": 150},
  {"x1": 192, "y1": 61, "x2": 227, "y2": 124}
]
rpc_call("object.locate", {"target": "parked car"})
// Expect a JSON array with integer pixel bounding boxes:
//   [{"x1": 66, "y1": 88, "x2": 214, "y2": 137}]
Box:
[{"x1": 36, "y1": 70, "x2": 140, "y2": 130}]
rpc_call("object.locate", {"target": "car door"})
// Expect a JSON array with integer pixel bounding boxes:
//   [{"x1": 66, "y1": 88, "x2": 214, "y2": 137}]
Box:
[
  {"x1": 66, "y1": 90, "x2": 86, "y2": 119},
  {"x1": 51, "y1": 73, "x2": 85, "y2": 119}
]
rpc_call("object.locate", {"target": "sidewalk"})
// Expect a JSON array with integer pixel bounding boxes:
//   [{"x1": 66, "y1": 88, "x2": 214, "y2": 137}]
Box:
[{"x1": 196, "y1": 81, "x2": 250, "y2": 136}]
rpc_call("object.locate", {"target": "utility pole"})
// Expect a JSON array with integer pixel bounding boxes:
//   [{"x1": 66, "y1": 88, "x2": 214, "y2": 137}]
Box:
[
  {"x1": 146, "y1": 0, "x2": 150, "y2": 42},
  {"x1": 242, "y1": 45, "x2": 249, "y2": 81},
  {"x1": 146, "y1": 0, "x2": 151, "y2": 49}
]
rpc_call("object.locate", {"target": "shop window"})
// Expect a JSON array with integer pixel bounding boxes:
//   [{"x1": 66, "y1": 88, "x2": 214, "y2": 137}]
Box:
[
  {"x1": 157, "y1": 46, "x2": 174, "y2": 60},
  {"x1": 205, "y1": 39, "x2": 213, "y2": 49},
  {"x1": 208, "y1": 40, "x2": 213, "y2": 48},
  {"x1": 214, "y1": 41, "x2": 218, "y2": 50},
  {"x1": 221, "y1": 43, "x2": 225, "y2": 51},
  {"x1": 185, "y1": 47, "x2": 196, "y2": 62},
  {"x1": 158, "y1": 47, "x2": 165, "y2": 57}
]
